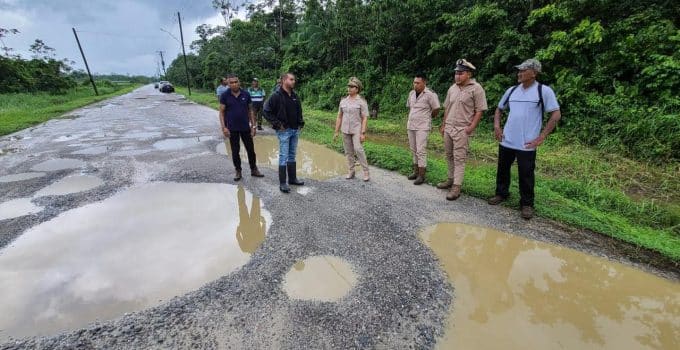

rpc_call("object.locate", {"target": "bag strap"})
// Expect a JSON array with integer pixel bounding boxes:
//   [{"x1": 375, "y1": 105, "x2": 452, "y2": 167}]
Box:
[{"x1": 501, "y1": 84, "x2": 521, "y2": 110}]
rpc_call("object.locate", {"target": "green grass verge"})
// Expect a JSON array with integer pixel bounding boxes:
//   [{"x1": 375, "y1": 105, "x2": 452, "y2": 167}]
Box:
[
  {"x1": 0, "y1": 83, "x2": 141, "y2": 136},
  {"x1": 180, "y1": 87, "x2": 680, "y2": 261}
]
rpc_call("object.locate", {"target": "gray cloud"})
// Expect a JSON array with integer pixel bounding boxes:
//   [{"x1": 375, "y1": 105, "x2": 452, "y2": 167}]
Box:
[{"x1": 0, "y1": 0, "x2": 242, "y2": 76}]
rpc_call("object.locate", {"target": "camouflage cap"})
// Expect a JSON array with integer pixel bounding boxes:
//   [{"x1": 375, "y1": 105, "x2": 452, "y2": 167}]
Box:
[
  {"x1": 348, "y1": 76, "x2": 363, "y2": 92},
  {"x1": 454, "y1": 59, "x2": 476, "y2": 72},
  {"x1": 515, "y1": 58, "x2": 542, "y2": 72}
]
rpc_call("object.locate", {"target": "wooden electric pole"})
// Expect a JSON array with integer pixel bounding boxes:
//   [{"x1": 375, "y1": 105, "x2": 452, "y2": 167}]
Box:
[
  {"x1": 72, "y1": 28, "x2": 98, "y2": 96},
  {"x1": 177, "y1": 12, "x2": 191, "y2": 96}
]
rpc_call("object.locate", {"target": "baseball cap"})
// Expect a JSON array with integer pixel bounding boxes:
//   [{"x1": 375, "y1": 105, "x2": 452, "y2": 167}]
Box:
[{"x1": 515, "y1": 59, "x2": 542, "y2": 72}]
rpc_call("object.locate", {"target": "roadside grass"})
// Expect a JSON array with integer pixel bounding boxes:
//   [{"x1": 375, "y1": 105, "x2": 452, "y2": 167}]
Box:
[
  {"x1": 180, "y1": 87, "x2": 680, "y2": 261},
  {"x1": 0, "y1": 83, "x2": 140, "y2": 136}
]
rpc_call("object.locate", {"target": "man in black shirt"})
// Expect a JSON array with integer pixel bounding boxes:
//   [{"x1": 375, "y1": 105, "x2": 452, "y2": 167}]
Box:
[{"x1": 263, "y1": 72, "x2": 305, "y2": 193}]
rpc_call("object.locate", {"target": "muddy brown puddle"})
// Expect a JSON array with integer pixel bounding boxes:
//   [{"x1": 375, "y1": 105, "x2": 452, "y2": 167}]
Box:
[
  {"x1": 217, "y1": 136, "x2": 347, "y2": 180},
  {"x1": 0, "y1": 182, "x2": 270, "y2": 340},
  {"x1": 420, "y1": 223, "x2": 680, "y2": 350},
  {"x1": 282, "y1": 255, "x2": 358, "y2": 302}
]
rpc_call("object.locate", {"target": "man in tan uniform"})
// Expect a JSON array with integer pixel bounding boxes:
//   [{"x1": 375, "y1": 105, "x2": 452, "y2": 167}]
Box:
[
  {"x1": 438, "y1": 59, "x2": 488, "y2": 200},
  {"x1": 406, "y1": 74, "x2": 440, "y2": 185}
]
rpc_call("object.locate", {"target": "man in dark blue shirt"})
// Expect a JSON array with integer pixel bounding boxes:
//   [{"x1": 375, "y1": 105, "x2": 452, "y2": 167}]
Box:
[
  {"x1": 219, "y1": 74, "x2": 264, "y2": 181},
  {"x1": 263, "y1": 72, "x2": 305, "y2": 193}
]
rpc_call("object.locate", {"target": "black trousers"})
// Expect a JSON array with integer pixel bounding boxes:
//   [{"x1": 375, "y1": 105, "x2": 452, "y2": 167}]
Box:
[
  {"x1": 229, "y1": 130, "x2": 257, "y2": 171},
  {"x1": 495, "y1": 144, "x2": 537, "y2": 207}
]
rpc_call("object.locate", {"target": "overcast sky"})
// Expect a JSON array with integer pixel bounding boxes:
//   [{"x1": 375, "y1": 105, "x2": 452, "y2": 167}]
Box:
[{"x1": 0, "y1": 0, "x2": 249, "y2": 76}]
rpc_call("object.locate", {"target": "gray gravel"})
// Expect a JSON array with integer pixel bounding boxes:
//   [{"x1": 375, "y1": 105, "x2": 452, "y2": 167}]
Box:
[{"x1": 0, "y1": 85, "x2": 676, "y2": 350}]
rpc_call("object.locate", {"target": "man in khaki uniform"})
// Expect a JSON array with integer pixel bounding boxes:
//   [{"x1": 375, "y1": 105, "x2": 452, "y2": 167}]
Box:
[
  {"x1": 406, "y1": 74, "x2": 440, "y2": 185},
  {"x1": 438, "y1": 59, "x2": 488, "y2": 200}
]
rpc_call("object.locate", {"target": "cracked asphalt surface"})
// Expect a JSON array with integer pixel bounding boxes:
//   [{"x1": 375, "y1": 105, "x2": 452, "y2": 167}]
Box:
[{"x1": 0, "y1": 85, "x2": 677, "y2": 349}]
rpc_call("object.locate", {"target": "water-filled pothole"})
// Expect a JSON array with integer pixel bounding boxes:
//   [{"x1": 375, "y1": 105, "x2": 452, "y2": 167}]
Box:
[
  {"x1": 0, "y1": 198, "x2": 43, "y2": 220},
  {"x1": 31, "y1": 158, "x2": 86, "y2": 172},
  {"x1": 0, "y1": 182, "x2": 270, "y2": 340},
  {"x1": 282, "y1": 255, "x2": 358, "y2": 302},
  {"x1": 71, "y1": 146, "x2": 108, "y2": 155},
  {"x1": 0, "y1": 148, "x2": 18, "y2": 156},
  {"x1": 153, "y1": 136, "x2": 213, "y2": 151},
  {"x1": 34, "y1": 175, "x2": 104, "y2": 197},
  {"x1": 419, "y1": 223, "x2": 680, "y2": 350},
  {"x1": 0, "y1": 172, "x2": 46, "y2": 183},
  {"x1": 216, "y1": 136, "x2": 347, "y2": 180}
]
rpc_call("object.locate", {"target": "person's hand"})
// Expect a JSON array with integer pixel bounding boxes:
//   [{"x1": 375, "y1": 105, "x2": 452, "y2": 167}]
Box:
[
  {"x1": 360, "y1": 133, "x2": 366, "y2": 143},
  {"x1": 222, "y1": 127, "x2": 230, "y2": 138},
  {"x1": 333, "y1": 131, "x2": 338, "y2": 142},
  {"x1": 494, "y1": 126, "x2": 503, "y2": 142},
  {"x1": 439, "y1": 124, "x2": 445, "y2": 136},
  {"x1": 251, "y1": 127, "x2": 256, "y2": 137},
  {"x1": 524, "y1": 135, "x2": 545, "y2": 149},
  {"x1": 465, "y1": 126, "x2": 474, "y2": 136}
]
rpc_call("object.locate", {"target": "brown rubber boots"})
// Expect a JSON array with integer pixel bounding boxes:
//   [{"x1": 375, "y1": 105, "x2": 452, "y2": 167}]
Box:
[
  {"x1": 407, "y1": 163, "x2": 418, "y2": 180},
  {"x1": 446, "y1": 185, "x2": 461, "y2": 200},
  {"x1": 413, "y1": 167, "x2": 426, "y2": 185}
]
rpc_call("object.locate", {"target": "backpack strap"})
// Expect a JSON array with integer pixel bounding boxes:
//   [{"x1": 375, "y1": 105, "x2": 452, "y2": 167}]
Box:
[
  {"x1": 538, "y1": 82, "x2": 544, "y2": 115},
  {"x1": 501, "y1": 84, "x2": 521, "y2": 110}
]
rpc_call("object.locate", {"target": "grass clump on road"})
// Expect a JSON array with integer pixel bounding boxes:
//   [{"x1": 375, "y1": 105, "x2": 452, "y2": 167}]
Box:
[
  {"x1": 180, "y1": 87, "x2": 680, "y2": 262},
  {"x1": 0, "y1": 83, "x2": 139, "y2": 136}
]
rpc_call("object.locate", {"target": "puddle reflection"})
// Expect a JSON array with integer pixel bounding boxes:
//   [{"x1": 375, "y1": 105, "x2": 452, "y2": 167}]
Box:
[
  {"x1": 0, "y1": 182, "x2": 270, "y2": 340},
  {"x1": 419, "y1": 223, "x2": 680, "y2": 350},
  {"x1": 217, "y1": 136, "x2": 346, "y2": 180},
  {"x1": 236, "y1": 186, "x2": 266, "y2": 253},
  {"x1": 282, "y1": 255, "x2": 358, "y2": 302}
]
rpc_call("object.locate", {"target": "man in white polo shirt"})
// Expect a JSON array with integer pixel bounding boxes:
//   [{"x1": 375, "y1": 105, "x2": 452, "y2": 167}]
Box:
[{"x1": 487, "y1": 59, "x2": 561, "y2": 219}]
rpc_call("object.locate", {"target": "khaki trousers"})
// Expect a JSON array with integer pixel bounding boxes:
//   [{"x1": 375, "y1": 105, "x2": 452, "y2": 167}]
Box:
[
  {"x1": 407, "y1": 129, "x2": 429, "y2": 167},
  {"x1": 342, "y1": 133, "x2": 369, "y2": 171},
  {"x1": 443, "y1": 129, "x2": 470, "y2": 185}
]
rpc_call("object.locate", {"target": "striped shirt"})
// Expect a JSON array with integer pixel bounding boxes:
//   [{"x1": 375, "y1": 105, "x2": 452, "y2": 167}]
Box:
[{"x1": 247, "y1": 87, "x2": 265, "y2": 104}]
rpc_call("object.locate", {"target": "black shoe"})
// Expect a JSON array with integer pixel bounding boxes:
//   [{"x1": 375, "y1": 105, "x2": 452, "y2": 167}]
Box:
[
  {"x1": 487, "y1": 195, "x2": 506, "y2": 205},
  {"x1": 521, "y1": 206, "x2": 534, "y2": 220},
  {"x1": 278, "y1": 165, "x2": 290, "y2": 193},
  {"x1": 234, "y1": 170, "x2": 242, "y2": 181},
  {"x1": 251, "y1": 167, "x2": 264, "y2": 177},
  {"x1": 287, "y1": 162, "x2": 304, "y2": 186}
]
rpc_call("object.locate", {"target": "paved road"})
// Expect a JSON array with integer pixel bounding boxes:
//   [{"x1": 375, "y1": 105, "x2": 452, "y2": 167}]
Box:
[{"x1": 0, "y1": 86, "x2": 676, "y2": 349}]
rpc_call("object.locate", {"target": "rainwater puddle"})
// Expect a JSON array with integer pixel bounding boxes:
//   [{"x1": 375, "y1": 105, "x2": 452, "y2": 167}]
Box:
[
  {"x1": 0, "y1": 182, "x2": 270, "y2": 340},
  {"x1": 31, "y1": 159, "x2": 86, "y2": 172},
  {"x1": 282, "y1": 255, "x2": 358, "y2": 302},
  {"x1": 34, "y1": 175, "x2": 104, "y2": 197},
  {"x1": 0, "y1": 172, "x2": 46, "y2": 183},
  {"x1": 53, "y1": 135, "x2": 78, "y2": 142},
  {"x1": 71, "y1": 146, "x2": 108, "y2": 155},
  {"x1": 216, "y1": 136, "x2": 346, "y2": 180},
  {"x1": 124, "y1": 131, "x2": 162, "y2": 139},
  {"x1": 111, "y1": 149, "x2": 152, "y2": 157},
  {"x1": 153, "y1": 136, "x2": 213, "y2": 151},
  {"x1": 419, "y1": 223, "x2": 680, "y2": 350},
  {"x1": 0, "y1": 198, "x2": 42, "y2": 220}
]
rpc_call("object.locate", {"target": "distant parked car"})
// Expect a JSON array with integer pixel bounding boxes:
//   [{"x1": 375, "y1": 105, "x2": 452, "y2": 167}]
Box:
[{"x1": 160, "y1": 82, "x2": 174, "y2": 93}]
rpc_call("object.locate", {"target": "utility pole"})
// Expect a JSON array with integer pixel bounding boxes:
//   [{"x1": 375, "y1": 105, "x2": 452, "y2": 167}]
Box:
[
  {"x1": 72, "y1": 28, "x2": 98, "y2": 96},
  {"x1": 156, "y1": 50, "x2": 167, "y2": 78},
  {"x1": 178, "y1": 12, "x2": 191, "y2": 96}
]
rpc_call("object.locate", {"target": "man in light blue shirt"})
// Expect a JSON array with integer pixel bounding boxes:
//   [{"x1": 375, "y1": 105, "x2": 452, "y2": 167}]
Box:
[
  {"x1": 215, "y1": 77, "x2": 228, "y2": 100},
  {"x1": 487, "y1": 59, "x2": 561, "y2": 219}
]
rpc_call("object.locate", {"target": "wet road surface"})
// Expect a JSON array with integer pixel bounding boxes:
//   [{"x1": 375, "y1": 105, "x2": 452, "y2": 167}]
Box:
[{"x1": 0, "y1": 86, "x2": 678, "y2": 349}]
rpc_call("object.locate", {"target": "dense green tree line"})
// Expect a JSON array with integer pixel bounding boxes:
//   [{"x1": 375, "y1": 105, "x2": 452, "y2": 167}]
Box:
[{"x1": 167, "y1": 0, "x2": 679, "y2": 161}]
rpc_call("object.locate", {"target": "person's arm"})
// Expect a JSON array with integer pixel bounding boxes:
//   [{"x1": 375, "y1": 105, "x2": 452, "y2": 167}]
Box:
[
  {"x1": 219, "y1": 104, "x2": 229, "y2": 137},
  {"x1": 360, "y1": 111, "x2": 368, "y2": 143},
  {"x1": 249, "y1": 105, "x2": 257, "y2": 137},
  {"x1": 493, "y1": 108, "x2": 504, "y2": 141},
  {"x1": 334, "y1": 109, "x2": 343, "y2": 141},
  {"x1": 465, "y1": 111, "x2": 484, "y2": 135},
  {"x1": 525, "y1": 109, "x2": 561, "y2": 148},
  {"x1": 263, "y1": 93, "x2": 282, "y2": 130},
  {"x1": 439, "y1": 108, "x2": 447, "y2": 136}
]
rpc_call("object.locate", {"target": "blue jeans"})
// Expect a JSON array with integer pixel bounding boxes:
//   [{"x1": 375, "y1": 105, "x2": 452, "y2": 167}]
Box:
[{"x1": 276, "y1": 128, "x2": 299, "y2": 166}]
